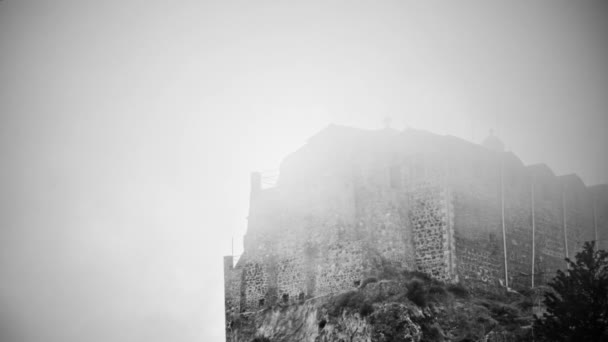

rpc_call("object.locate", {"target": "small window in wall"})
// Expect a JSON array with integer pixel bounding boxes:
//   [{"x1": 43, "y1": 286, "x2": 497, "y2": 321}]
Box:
[
  {"x1": 282, "y1": 294, "x2": 289, "y2": 303},
  {"x1": 259, "y1": 298, "x2": 265, "y2": 307},
  {"x1": 354, "y1": 280, "x2": 361, "y2": 287}
]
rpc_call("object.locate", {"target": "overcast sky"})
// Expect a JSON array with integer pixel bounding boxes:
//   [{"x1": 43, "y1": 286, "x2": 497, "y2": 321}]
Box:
[{"x1": 0, "y1": 1, "x2": 607, "y2": 342}]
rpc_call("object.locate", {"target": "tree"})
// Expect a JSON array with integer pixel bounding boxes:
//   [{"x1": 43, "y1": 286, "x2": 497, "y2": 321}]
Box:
[{"x1": 534, "y1": 241, "x2": 608, "y2": 342}]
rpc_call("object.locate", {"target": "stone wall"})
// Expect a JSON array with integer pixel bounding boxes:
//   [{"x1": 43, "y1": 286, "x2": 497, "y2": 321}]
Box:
[
  {"x1": 352, "y1": 158, "x2": 414, "y2": 271},
  {"x1": 275, "y1": 255, "x2": 307, "y2": 304},
  {"x1": 563, "y1": 179, "x2": 595, "y2": 255},
  {"x1": 224, "y1": 125, "x2": 607, "y2": 334},
  {"x1": 315, "y1": 241, "x2": 366, "y2": 295},
  {"x1": 224, "y1": 256, "x2": 243, "y2": 315},
  {"x1": 242, "y1": 258, "x2": 271, "y2": 310},
  {"x1": 232, "y1": 163, "x2": 366, "y2": 311},
  {"x1": 592, "y1": 185, "x2": 608, "y2": 251},
  {"x1": 448, "y1": 151, "x2": 504, "y2": 291},
  {"x1": 533, "y1": 175, "x2": 569, "y2": 286},
  {"x1": 452, "y1": 181, "x2": 504, "y2": 290},
  {"x1": 447, "y1": 156, "x2": 601, "y2": 291},
  {"x1": 406, "y1": 174, "x2": 453, "y2": 281},
  {"x1": 503, "y1": 164, "x2": 534, "y2": 290}
]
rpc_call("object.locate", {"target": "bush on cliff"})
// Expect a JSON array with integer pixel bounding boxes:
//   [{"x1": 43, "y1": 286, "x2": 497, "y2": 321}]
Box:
[
  {"x1": 474, "y1": 299, "x2": 522, "y2": 331},
  {"x1": 359, "y1": 277, "x2": 378, "y2": 289},
  {"x1": 369, "y1": 303, "x2": 423, "y2": 341},
  {"x1": 446, "y1": 283, "x2": 469, "y2": 298},
  {"x1": 404, "y1": 270, "x2": 433, "y2": 283},
  {"x1": 402, "y1": 276, "x2": 451, "y2": 307},
  {"x1": 319, "y1": 265, "x2": 537, "y2": 340},
  {"x1": 406, "y1": 279, "x2": 428, "y2": 307},
  {"x1": 428, "y1": 285, "x2": 449, "y2": 302},
  {"x1": 327, "y1": 290, "x2": 373, "y2": 318},
  {"x1": 533, "y1": 241, "x2": 608, "y2": 342},
  {"x1": 251, "y1": 337, "x2": 271, "y2": 342},
  {"x1": 359, "y1": 302, "x2": 375, "y2": 317}
]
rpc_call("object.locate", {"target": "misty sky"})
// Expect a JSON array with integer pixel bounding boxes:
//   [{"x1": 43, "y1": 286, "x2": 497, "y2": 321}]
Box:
[{"x1": 0, "y1": 1, "x2": 607, "y2": 341}]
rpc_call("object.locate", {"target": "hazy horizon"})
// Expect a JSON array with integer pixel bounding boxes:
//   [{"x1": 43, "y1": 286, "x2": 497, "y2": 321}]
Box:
[{"x1": 1, "y1": 1, "x2": 607, "y2": 341}]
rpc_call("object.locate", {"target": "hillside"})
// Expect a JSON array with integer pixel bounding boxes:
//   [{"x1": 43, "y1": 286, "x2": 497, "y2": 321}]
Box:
[{"x1": 226, "y1": 270, "x2": 542, "y2": 342}]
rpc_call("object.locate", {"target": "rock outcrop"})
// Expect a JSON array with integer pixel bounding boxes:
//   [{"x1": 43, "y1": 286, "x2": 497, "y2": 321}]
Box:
[{"x1": 226, "y1": 274, "x2": 538, "y2": 342}]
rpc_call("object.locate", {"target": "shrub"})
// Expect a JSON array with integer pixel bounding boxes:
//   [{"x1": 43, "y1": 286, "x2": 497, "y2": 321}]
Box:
[
  {"x1": 328, "y1": 290, "x2": 371, "y2": 317},
  {"x1": 359, "y1": 302, "x2": 374, "y2": 317},
  {"x1": 475, "y1": 299, "x2": 521, "y2": 329},
  {"x1": 421, "y1": 323, "x2": 444, "y2": 342},
  {"x1": 326, "y1": 288, "x2": 378, "y2": 318},
  {"x1": 491, "y1": 302, "x2": 520, "y2": 321},
  {"x1": 514, "y1": 296, "x2": 534, "y2": 311},
  {"x1": 451, "y1": 310, "x2": 493, "y2": 342},
  {"x1": 404, "y1": 270, "x2": 432, "y2": 283},
  {"x1": 427, "y1": 285, "x2": 448, "y2": 303},
  {"x1": 534, "y1": 242, "x2": 608, "y2": 341},
  {"x1": 329, "y1": 290, "x2": 358, "y2": 316},
  {"x1": 446, "y1": 283, "x2": 469, "y2": 298},
  {"x1": 369, "y1": 303, "x2": 420, "y2": 341},
  {"x1": 406, "y1": 279, "x2": 428, "y2": 307},
  {"x1": 360, "y1": 277, "x2": 378, "y2": 289},
  {"x1": 251, "y1": 337, "x2": 271, "y2": 342}
]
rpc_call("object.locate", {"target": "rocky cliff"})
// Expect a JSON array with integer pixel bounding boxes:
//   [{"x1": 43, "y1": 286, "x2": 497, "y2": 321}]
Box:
[{"x1": 225, "y1": 272, "x2": 540, "y2": 342}]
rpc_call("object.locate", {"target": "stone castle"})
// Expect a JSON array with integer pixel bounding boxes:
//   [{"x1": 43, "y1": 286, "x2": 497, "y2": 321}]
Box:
[{"x1": 224, "y1": 124, "x2": 608, "y2": 320}]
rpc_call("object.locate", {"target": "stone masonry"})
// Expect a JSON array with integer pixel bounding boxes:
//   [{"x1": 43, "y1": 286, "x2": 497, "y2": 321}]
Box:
[{"x1": 224, "y1": 125, "x2": 608, "y2": 332}]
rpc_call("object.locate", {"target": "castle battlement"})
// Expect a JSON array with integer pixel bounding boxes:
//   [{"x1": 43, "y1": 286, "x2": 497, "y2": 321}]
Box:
[{"x1": 224, "y1": 125, "x2": 608, "y2": 321}]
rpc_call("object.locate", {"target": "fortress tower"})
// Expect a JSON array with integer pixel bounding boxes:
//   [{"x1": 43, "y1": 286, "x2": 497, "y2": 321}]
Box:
[{"x1": 224, "y1": 124, "x2": 608, "y2": 320}]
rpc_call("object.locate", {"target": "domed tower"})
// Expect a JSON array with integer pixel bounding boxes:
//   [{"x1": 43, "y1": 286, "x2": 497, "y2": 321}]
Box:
[{"x1": 482, "y1": 129, "x2": 505, "y2": 152}]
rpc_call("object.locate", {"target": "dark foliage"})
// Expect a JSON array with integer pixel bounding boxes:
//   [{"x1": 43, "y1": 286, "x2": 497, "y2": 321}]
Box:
[
  {"x1": 406, "y1": 279, "x2": 428, "y2": 307},
  {"x1": 318, "y1": 319, "x2": 326, "y2": 330},
  {"x1": 251, "y1": 337, "x2": 271, "y2": 342},
  {"x1": 428, "y1": 285, "x2": 449, "y2": 303},
  {"x1": 420, "y1": 323, "x2": 444, "y2": 342},
  {"x1": 447, "y1": 305, "x2": 497, "y2": 342},
  {"x1": 359, "y1": 302, "x2": 375, "y2": 317},
  {"x1": 513, "y1": 296, "x2": 534, "y2": 311},
  {"x1": 475, "y1": 299, "x2": 521, "y2": 329},
  {"x1": 327, "y1": 290, "x2": 376, "y2": 317},
  {"x1": 328, "y1": 290, "x2": 358, "y2": 316},
  {"x1": 446, "y1": 283, "x2": 469, "y2": 298},
  {"x1": 360, "y1": 277, "x2": 378, "y2": 289},
  {"x1": 404, "y1": 270, "x2": 433, "y2": 283},
  {"x1": 369, "y1": 303, "x2": 415, "y2": 341},
  {"x1": 533, "y1": 241, "x2": 608, "y2": 342}
]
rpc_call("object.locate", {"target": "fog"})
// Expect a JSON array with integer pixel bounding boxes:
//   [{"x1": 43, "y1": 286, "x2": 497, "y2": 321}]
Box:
[{"x1": 0, "y1": 1, "x2": 607, "y2": 341}]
